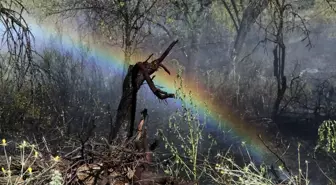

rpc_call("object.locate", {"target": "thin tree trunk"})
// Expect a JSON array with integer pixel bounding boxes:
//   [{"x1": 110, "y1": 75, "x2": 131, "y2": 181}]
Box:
[
  {"x1": 227, "y1": 0, "x2": 269, "y2": 101},
  {"x1": 272, "y1": 5, "x2": 287, "y2": 120},
  {"x1": 272, "y1": 46, "x2": 287, "y2": 120},
  {"x1": 232, "y1": 0, "x2": 268, "y2": 60}
]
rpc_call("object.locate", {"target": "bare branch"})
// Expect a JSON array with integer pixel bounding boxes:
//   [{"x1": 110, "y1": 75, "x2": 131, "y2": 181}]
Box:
[
  {"x1": 151, "y1": 40, "x2": 178, "y2": 65},
  {"x1": 220, "y1": 0, "x2": 239, "y2": 32}
]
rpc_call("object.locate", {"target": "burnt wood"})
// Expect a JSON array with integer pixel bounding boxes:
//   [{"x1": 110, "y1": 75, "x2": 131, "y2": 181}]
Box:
[{"x1": 109, "y1": 40, "x2": 178, "y2": 143}]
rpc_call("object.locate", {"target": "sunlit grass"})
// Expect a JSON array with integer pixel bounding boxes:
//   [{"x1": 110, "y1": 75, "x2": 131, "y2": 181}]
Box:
[
  {"x1": 158, "y1": 68, "x2": 313, "y2": 185},
  {"x1": 0, "y1": 139, "x2": 63, "y2": 185}
]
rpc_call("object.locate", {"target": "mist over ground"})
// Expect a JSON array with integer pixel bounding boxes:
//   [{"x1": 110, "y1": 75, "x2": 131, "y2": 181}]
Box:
[{"x1": 1, "y1": 0, "x2": 336, "y2": 184}]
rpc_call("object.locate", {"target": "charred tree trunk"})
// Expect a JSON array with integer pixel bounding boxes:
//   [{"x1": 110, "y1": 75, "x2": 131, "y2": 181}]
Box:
[
  {"x1": 271, "y1": 1, "x2": 287, "y2": 121},
  {"x1": 272, "y1": 44, "x2": 287, "y2": 120},
  {"x1": 109, "y1": 40, "x2": 179, "y2": 143}
]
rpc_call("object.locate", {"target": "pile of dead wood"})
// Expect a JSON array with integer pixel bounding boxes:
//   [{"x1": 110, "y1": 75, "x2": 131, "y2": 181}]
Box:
[
  {"x1": 63, "y1": 115, "x2": 195, "y2": 185},
  {"x1": 0, "y1": 113, "x2": 195, "y2": 185}
]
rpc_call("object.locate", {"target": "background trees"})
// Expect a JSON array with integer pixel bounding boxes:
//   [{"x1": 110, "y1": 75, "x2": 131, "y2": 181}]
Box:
[
  {"x1": 1, "y1": 0, "x2": 336, "y2": 184},
  {"x1": 30, "y1": 0, "x2": 158, "y2": 78}
]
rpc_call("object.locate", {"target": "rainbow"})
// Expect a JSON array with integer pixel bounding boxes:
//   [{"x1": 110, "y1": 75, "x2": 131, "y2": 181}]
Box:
[{"x1": 25, "y1": 16, "x2": 274, "y2": 162}]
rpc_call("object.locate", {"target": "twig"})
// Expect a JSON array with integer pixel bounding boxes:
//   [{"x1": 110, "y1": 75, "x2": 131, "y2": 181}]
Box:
[
  {"x1": 258, "y1": 135, "x2": 292, "y2": 175},
  {"x1": 314, "y1": 160, "x2": 335, "y2": 184}
]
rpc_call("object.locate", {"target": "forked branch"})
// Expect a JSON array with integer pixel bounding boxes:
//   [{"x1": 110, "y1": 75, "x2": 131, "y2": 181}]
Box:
[{"x1": 137, "y1": 40, "x2": 178, "y2": 100}]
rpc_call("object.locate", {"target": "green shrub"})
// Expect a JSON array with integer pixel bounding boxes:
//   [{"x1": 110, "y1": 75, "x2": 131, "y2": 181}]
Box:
[{"x1": 317, "y1": 120, "x2": 336, "y2": 153}]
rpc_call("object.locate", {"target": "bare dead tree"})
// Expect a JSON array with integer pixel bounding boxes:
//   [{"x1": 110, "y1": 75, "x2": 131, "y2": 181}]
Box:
[
  {"x1": 109, "y1": 40, "x2": 178, "y2": 143},
  {"x1": 258, "y1": 0, "x2": 311, "y2": 120}
]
